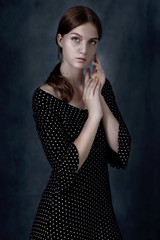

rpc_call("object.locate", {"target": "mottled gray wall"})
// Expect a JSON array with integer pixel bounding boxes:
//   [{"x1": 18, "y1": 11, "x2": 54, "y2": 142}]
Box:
[{"x1": 1, "y1": 0, "x2": 160, "y2": 239}]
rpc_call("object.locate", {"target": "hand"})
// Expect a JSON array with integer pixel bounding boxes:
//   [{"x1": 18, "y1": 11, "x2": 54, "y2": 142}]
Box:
[
  {"x1": 91, "y1": 53, "x2": 106, "y2": 92},
  {"x1": 83, "y1": 68, "x2": 103, "y2": 119}
]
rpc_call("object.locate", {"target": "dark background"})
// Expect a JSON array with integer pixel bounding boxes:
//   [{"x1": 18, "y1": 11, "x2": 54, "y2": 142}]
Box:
[{"x1": 1, "y1": 0, "x2": 160, "y2": 239}]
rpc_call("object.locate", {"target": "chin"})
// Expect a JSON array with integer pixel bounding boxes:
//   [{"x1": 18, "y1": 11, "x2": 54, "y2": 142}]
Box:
[
  {"x1": 76, "y1": 65, "x2": 86, "y2": 70},
  {"x1": 74, "y1": 62, "x2": 90, "y2": 70}
]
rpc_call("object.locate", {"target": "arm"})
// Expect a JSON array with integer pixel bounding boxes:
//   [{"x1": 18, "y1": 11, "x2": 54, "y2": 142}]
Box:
[
  {"x1": 74, "y1": 114, "x2": 101, "y2": 172},
  {"x1": 100, "y1": 94, "x2": 119, "y2": 153},
  {"x1": 74, "y1": 68, "x2": 103, "y2": 172},
  {"x1": 32, "y1": 94, "x2": 79, "y2": 192},
  {"x1": 32, "y1": 88, "x2": 102, "y2": 193},
  {"x1": 101, "y1": 79, "x2": 131, "y2": 169}
]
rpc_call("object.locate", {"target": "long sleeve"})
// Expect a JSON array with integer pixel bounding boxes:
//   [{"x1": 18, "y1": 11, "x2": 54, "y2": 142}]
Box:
[
  {"x1": 101, "y1": 79, "x2": 131, "y2": 169},
  {"x1": 32, "y1": 89, "x2": 79, "y2": 192}
]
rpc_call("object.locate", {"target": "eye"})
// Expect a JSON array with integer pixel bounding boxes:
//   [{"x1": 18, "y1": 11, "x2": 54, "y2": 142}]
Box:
[
  {"x1": 89, "y1": 40, "x2": 97, "y2": 45},
  {"x1": 72, "y1": 37, "x2": 80, "y2": 43}
]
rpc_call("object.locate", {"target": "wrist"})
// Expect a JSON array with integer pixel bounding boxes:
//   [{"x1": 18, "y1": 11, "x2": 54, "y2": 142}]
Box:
[
  {"x1": 88, "y1": 113, "x2": 102, "y2": 122},
  {"x1": 99, "y1": 94, "x2": 104, "y2": 103}
]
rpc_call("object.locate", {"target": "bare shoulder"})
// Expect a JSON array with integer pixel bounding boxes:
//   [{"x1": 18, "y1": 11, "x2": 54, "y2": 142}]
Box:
[{"x1": 40, "y1": 84, "x2": 61, "y2": 99}]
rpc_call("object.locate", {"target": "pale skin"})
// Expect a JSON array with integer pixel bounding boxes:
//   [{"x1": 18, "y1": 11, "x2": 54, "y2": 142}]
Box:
[{"x1": 40, "y1": 22, "x2": 119, "y2": 172}]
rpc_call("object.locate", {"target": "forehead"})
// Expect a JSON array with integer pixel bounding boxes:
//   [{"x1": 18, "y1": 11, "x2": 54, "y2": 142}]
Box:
[{"x1": 69, "y1": 22, "x2": 99, "y2": 38}]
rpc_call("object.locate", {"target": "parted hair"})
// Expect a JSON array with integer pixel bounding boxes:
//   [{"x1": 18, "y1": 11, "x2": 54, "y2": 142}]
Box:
[{"x1": 45, "y1": 6, "x2": 102, "y2": 103}]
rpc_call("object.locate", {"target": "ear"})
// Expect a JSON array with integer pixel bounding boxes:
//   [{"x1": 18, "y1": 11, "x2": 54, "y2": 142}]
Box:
[{"x1": 57, "y1": 33, "x2": 63, "y2": 48}]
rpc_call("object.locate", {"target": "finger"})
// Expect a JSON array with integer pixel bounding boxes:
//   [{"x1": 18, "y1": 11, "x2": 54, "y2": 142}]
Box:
[
  {"x1": 94, "y1": 79, "x2": 101, "y2": 95},
  {"x1": 92, "y1": 63, "x2": 99, "y2": 76},
  {"x1": 90, "y1": 77, "x2": 101, "y2": 96},
  {"x1": 84, "y1": 71, "x2": 99, "y2": 97},
  {"x1": 92, "y1": 61, "x2": 101, "y2": 69},
  {"x1": 84, "y1": 68, "x2": 90, "y2": 84},
  {"x1": 92, "y1": 64, "x2": 104, "y2": 77},
  {"x1": 92, "y1": 55, "x2": 97, "y2": 74},
  {"x1": 92, "y1": 53, "x2": 101, "y2": 70},
  {"x1": 92, "y1": 65, "x2": 97, "y2": 75},
  {"x1": 87, "y1": 77, "x2": 99, "y2": 96},
  {"x1": 92, "y1": 63, "x2": 103, "y2": 74}
]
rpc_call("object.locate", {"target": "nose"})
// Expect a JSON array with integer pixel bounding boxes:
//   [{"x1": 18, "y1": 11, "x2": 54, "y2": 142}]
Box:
[{"x1": 80, "y1": 41, "x2": 87, "y2": 55}]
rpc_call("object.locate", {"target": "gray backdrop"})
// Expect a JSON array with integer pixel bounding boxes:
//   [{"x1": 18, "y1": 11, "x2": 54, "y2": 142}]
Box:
[{"x1": 1, "y1": 0, "x2": 160, "y2": 239}]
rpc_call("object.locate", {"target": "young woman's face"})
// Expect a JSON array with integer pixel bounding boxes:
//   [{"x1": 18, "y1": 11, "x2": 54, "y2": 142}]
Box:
[{"x1": 57, "y1": 22, "x2": 99, "y2": 69}]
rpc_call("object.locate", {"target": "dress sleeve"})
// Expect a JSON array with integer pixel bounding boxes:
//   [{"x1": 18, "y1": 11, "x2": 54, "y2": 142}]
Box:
[
  {"x1": 32, "y1": 90, "x2": 79, "y2": 192},
  {"x1": 101, "y1": 79, "x2": 131, "y2": 169}
]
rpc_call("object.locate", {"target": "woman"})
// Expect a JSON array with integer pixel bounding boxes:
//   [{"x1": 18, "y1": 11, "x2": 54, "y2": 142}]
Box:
[{"x1": 29, "y1": 6, "x2": 131, "y2": 240}]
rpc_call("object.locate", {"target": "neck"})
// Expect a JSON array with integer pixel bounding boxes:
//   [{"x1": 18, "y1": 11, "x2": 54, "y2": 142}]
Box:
[{"x1": 60, "y1": 61, "x2": 84, "y2": 88}]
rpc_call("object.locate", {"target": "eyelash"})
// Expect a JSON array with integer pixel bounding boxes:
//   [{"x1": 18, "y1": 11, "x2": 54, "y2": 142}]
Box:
[
  {"x1": 72, "y1": 37, "x2": 80, "y2": 43},
  {"x1": 90, "y1": 40, "x2": 97, "y2": 45},
  {"x1": 71, "y1": 37, "x2": 97, "y2": 45}
]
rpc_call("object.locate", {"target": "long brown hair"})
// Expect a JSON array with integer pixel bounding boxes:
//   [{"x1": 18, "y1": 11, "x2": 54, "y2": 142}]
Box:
[{"x1": 45, "y1": 6, "x2": 102, "y2": 103}]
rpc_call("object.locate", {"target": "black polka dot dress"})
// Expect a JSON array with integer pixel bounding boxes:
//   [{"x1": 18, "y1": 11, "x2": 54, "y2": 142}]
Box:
[{"x1": 29, "y1": 79, "x2": 131, "y2": 240}]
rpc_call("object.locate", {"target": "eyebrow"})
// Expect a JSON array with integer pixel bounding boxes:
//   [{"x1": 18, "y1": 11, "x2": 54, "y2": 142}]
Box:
[{"x1": 71, "y1": 32, "x2": 99, "y2": 40}]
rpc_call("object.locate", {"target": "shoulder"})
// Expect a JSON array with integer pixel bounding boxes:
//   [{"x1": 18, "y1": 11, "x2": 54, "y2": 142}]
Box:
[
  {"x1": 32, "y1": 84, "x2": 61, "y2": 114},
  {"x1": 32, "y1": 84, "x2": 60, "y2": 103},
  {"x1": 39, "y1": 84, "x2": 62, "y2": 99},
  {"x1": 39, "y1": 84, "x2": 58, "y2": 97}
]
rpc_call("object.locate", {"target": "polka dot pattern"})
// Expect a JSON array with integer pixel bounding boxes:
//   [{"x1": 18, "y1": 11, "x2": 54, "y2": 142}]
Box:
[
  {"x1": 29, "y1": 79, "x2": 131, "y2": 239},
  {"x1": 101, "y1": 79, "x2": 131, "y2": 169}
]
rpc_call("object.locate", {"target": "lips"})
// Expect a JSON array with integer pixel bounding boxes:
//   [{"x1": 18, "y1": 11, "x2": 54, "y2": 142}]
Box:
[{"x1": 76, "y1": 58, "x2": 87, "y2": 62}]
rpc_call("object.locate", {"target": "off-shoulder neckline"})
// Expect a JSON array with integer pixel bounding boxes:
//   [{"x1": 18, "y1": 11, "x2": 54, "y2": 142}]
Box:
[{"x1": 37, "y1": 87, "x2": 88, "y2": 112}]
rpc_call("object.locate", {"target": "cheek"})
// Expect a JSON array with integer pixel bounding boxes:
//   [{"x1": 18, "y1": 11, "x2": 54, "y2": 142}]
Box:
[
  {"x1": 66, "y1": 40, "x2": 77, "y2": 49},
  {"x1": 88, "y1": 46, "x2": 97, "y2": 58},
  {"x1": 63, "y1": 42, "x2": 74, "y2": 57}
]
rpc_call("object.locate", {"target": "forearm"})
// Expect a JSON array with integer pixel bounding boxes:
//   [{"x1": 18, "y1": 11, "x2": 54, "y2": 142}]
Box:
[
  {"x1": 74, "y1": 115, "x2": 101, "y2": 172},
  {"x1": 100, "y1": 94, "x2": 119, "y2": 153}
]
